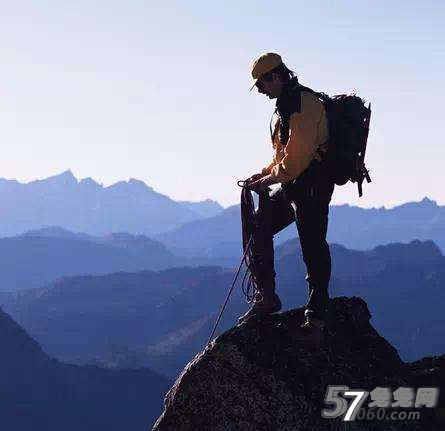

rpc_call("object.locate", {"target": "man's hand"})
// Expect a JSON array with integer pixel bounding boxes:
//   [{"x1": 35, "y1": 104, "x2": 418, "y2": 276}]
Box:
[{"x1": 248, "y1": 174, "x2": 276, "y2": 193}]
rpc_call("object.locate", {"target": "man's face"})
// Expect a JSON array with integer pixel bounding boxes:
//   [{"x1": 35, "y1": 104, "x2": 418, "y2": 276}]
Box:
[{"x1": 255, "y1": 73, "x2": 283, "y2": 99}]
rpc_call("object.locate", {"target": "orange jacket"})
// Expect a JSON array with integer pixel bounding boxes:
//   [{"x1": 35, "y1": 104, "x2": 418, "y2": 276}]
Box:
[{"x1": 261, "y1": 90, "x2": 329, "y2": 184}]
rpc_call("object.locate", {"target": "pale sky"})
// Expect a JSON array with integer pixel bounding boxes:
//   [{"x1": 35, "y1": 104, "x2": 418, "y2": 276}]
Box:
[{"x1": 0, "y1": 1, "x2": 443, "y2": 208}]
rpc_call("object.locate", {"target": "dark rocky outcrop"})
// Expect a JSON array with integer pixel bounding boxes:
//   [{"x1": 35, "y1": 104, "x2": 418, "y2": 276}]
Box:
[{"x1": 153, "y1": 297, "x2": 444, "y2": 430}]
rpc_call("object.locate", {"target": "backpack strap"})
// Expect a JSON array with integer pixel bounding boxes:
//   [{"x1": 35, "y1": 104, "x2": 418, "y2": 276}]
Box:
[
  {"x1": 295, "y1": 84, "x2": 330, "y2": 103},
  {"x1": 274, "y1": 81, "x2": 303, "y2": 146},
  {"x1": 269, "y1": 107, "x2": 279, "y2": 143}
]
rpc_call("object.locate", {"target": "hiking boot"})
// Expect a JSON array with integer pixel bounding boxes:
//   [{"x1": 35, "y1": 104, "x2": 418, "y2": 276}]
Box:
[
  {"x1": 237, "y1": 292, "x2": 282, "y2": 324},
  {"x1": 288, "y1": 316, "x2": 325, "y2": 345}
]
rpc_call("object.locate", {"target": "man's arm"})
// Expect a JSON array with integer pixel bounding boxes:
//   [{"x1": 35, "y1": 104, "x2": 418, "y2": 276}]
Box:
[
  {"x1": 261, "y1": 160, "x2": 276, "y2": 176},
  {"x1": 269, "y1": 92, "x2": 324, "y2": 184}
]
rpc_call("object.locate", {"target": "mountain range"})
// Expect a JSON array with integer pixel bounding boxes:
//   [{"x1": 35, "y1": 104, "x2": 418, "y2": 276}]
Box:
[
  {"x1": 156, "y1": 196, "x2": 445, "y2": 264},
  {"x1": 0, "y1": 227, "x2": 185, "y2": 291},
  {"x1": 0, "y1": 306, "x2": 170, "y2": 430},
  {"x1": 2, "y1": 239, "x2": 444, "y2": 377},
  {"x1": 0, "y1": 170, "x2": 223, "y2": 237},
  {"x1": 0, "y1": 172, "x2": 444, "y2": 261}
]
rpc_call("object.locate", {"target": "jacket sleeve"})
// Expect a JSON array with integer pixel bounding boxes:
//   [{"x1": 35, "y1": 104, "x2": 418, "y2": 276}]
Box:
[{"x1": 269, "y1": 92, "x2": 323, "y2": 184}]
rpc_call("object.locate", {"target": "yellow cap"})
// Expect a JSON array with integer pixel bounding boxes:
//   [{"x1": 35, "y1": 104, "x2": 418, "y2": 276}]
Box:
[{"x1": 250, "y1": 52, "x2": 283, "y2": 91}]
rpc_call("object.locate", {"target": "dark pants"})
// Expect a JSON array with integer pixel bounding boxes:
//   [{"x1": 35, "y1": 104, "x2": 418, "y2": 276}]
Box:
[{"x1": 256, "y1": 160, "x2": 335, "y2": 320}]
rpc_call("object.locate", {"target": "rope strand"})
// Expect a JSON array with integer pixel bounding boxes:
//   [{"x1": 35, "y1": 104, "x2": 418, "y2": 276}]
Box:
[
  {"x1": 206, "y1": 180, "x2": 263, "y2": 346},
  {"x1": 206, "y1": 179, "x2": 262, "y2": 345}
]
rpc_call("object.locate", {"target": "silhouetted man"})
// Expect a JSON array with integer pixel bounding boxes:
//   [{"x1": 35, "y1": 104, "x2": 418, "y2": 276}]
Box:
[{"x1": 238, "y1": 52, "x2": 335, "y2": 344}]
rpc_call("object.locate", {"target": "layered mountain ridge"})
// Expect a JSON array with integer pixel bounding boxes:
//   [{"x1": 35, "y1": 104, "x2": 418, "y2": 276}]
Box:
[
  {"x1": 0, "y1": 170, "x2": 222, "y2": 237},
  {"x1": 0, "y1": 306, "x2": 171, "y2": 431},
  {"x1": 2, "y1": 239, "x2": 444, "y2": 377}
]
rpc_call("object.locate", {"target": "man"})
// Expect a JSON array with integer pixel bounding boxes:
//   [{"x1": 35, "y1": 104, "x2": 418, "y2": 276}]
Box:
[{"x1": 238, "y1": 52, "x2": 335, "y2": 344}]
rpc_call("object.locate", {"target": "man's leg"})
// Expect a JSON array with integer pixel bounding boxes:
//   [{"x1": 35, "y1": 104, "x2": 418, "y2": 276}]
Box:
[
  {"x1": 238, "y1": 186, "x2": 295, "y2": 322},
  {"x1": 294, "y1": 179, "x2": 335, "y2": 322},
  {"x1": 254, "y1": 186, "x2": 296, "y2": 295}
]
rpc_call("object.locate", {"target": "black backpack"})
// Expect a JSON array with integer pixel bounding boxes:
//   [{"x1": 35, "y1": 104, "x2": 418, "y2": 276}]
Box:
[{"x1": 275, "y1": 82, "x2": 372, "y2": 197}]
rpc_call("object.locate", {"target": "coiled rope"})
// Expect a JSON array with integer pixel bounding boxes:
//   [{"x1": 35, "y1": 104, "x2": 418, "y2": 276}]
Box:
[{"x1": 206, "y1": 179, "x2": 263, "y2": 345}]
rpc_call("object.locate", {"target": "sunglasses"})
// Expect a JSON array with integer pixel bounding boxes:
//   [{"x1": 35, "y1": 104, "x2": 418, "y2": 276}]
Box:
[
  {"x1": 255, "y1": 74, "x2": 273, "y2": 92},
  {"x1": 255, "y1": 80, "x2": 265, "y2": 92}
]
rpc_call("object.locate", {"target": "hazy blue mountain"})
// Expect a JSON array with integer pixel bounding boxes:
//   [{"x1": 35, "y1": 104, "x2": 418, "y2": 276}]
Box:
[
  {"x1": 141, "y1": 239, "x2": 445, "y2": 376},
  {"x1": 22, "y1": 225, "x2": 95, "y2": 241},
  {"x1": 329, "y1": 196, "x2": 445, "y2": 250},
  {"x1": 0, "y1": 306, "x2": 170, "y2": 431},
  {"x1": 156, "y1": 196, "x2": 445, "y2": 263},
  {"x1": 0, "y1": 170, "x2": 217, "y2": 237},
  {"x1": 2, "y1": 240, "x2": 444, "y2": 377},
  {"x1": 178, "y1": 199, "x2": 224, "y2": 218},
  {"x1": 0, "y1": 228, "x2": 185, "y2": 291},
  {"x1": 2, "y1": 266, "x2": 231, "y2": 363},
  {"x1": 155, "y1": 204, "x2": 244, "y2": 260}
]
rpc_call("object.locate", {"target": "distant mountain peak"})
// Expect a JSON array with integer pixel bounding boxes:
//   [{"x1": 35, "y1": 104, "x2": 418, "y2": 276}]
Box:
[
  {"x1": 32, "y1": 169, "x2": 78, "y2": 187},
  {"x1": 178, "y1": 199, "x2": 224, "y2": 219},
  {"x1": 106, "y1": 178, "x2": 155, "y2": 195},
  {"x1": 79, "y1": 177, "x2": 100, "y2": 187},
  {"x1": 20, "y1": 226, "x2": 93, "y2": 241},
  {"x1": 370, "y1": 239, "x2": 443, "y2": 262},
  {"x1": 128, "y1": 177, "x2": 148, "y2": 186},
  {"x1": 128, "y1": 177, "x2": 154, "y2": 191},
  {"x1": 52, "y1": 169, "x2": 77, "y2": 182},
  {"x1": 420, "y1": 196, "x2": 438, "y2": 206}
]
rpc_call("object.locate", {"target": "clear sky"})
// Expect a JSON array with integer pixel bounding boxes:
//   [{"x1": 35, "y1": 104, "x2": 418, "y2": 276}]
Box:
[{"x1": 0, "y1": 1, "x2": 443, "y2": 208}]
